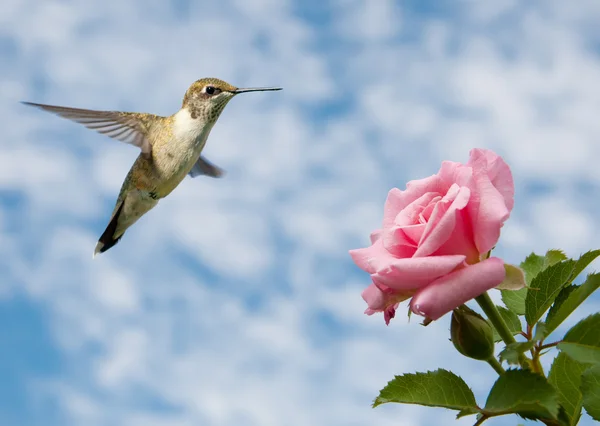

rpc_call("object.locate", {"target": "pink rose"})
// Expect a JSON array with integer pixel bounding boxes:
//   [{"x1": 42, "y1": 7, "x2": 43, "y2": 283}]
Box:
[{"x1": 350, "y1": 149, "x2": 515, "y2": 323}]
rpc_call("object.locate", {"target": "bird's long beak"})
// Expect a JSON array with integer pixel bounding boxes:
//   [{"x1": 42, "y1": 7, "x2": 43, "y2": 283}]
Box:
[{"x1": 233, "y1": 87, "x2": 283, "y2": 94}]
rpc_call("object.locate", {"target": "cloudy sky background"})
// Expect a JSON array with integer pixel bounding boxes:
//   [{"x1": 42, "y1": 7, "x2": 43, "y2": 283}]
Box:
[{"x1": 1, "y1": 0, "x2": 600, "y2": 425}]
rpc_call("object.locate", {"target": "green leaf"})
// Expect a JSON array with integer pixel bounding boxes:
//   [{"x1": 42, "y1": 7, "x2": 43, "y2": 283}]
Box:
[
  {"x1": 559, "y1": 343, "x2": 600, "y2": 364},
  {"x1": 570, "y1": 250, "x2": 600, "y2": 283},
  {"x1": 548, "y1": 352, "x2": 587, "y2": 425},
  {"x1": 456, "y1": 409, "x2": 476, "y2": 419},
  {"x1": 519, "y1": 252, "x2": 545, "y2": 285},
  {"x1": 524, "y1": 250, "x2": 600, "y2": 327},
  {"x1": 492, "y1": 306, "x2": 522, "y2": 342},
  {"x1": 557, "y1": 406, "x2": 574, "y2": 426},
  {"x1": 373, "y1": 369, "x2": 478, "y2": 415},
  {"x1": 545, "y1": 274, "x2": 600, "y2": 338},
  {"x1": 482, "y1": 369, "x2": 560, "y2": 420},
  {"x1": 546, "y1": 285, "x2": 578, "y2": 328},
  {"x1": 501, "y1": 287, "x2": 527, "y2": 316},
  {"x1": 581, "y1": 364, "x2": 600, "y2": 421},
  {"x1": 558, "y1": 313, "x2": 600, "y2": 364},
  {"x1": 500, "y1": 250, "x2": 570, "y2": 318},
  {"x1": 525, "y1": 259, "x2": 576, "y2": 326},
  {"x1": 533, "y1": 322, "x2": 547, "y2": 341},
  {"x1": 499, "y1": 341, "x2": 535, "y2": 365},
  {"x1": 545, "y1": 250, "x2": 570, "y2": 269},
  {"x1": 520, "y1": 250, "x2": 568, "y2": 286}
]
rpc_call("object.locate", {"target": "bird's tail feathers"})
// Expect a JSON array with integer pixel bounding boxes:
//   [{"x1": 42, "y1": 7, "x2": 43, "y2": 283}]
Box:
[{"x1": 93, "y1": 201, "x2": 125, "y2": 258}]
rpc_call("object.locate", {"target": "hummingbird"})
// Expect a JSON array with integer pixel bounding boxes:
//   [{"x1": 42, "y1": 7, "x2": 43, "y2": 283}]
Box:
[{"x1": 23, "y1": 78, "x2": 282, "y2": 257}]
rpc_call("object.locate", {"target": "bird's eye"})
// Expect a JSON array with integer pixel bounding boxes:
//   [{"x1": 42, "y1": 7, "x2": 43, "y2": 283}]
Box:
[{"x1": 205, "y1": 85, "x2": 220, "y2": 95}]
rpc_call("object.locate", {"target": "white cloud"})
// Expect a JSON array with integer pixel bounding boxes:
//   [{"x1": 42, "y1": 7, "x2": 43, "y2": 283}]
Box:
[
  {"x1": 334, "y1": 0, "x2": 402, "y2": 41},
  {"x1": 1, "y1": 0, "x2": 600, "y2": 426}
]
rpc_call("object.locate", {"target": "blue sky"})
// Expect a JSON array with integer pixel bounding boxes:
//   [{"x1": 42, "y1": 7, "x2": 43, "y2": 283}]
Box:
[{"x1": 1, "y1": 0, "x2": 600, "y2": 425}]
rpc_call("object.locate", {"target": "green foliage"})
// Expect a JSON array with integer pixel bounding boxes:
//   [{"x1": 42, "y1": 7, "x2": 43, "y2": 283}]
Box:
[
  {"x1": 570, "y1": 250, "x2": 600, "y2": 283},
  {"x1": 548, "y1": 353, "x2": 587, "y2": 425},
  {"x1": 533, "y1": 322, "x2": 547, "y2": 341},
  {"x1": 499, "y1": 341, "x2": 535, "y2": 366},
  {"x1": 373, "y1": 369, "x2": 478, "y2": 416},
  {"x1": 545, "y1": 274, "x2": 600, "y2": 338},
  {"x1": 371, "y1": 249, "x2": 600, "y2": 425},
  {"x1": 501, "y1": 287, "x2": 527, "y2": 316},
  {"x1": 501, "y1": 249, "x2": 571, "y2": 317},
  {"x1": 558, "y1": 313, "x2": 600, "y2": 364},
  {"x1": 519, "y1": 252, "x2": 546, "y2": 285},
  {"x1": 482, "y1": 369, "x2": 559, "y2": 420},
  {"x1": 521, "y1": 250, "x2": 568, "y2": 286},
  {"x1": 559, "y1": 343, "x2": 600, "y2": 364},
  {"x1": 581, "y1": 364, "x2": 600, "y2": 421},
  {"x1": 546, "y1": 285, "x2": 578, "y2": 328},
  {"x1": 492, "y1": 306, "x2": 522, "y2": 342},
  {"x1": 525, "y1": 250, "x2": 600, "y2": 327},
  {"x1": 525, "y1": 259, "x2": 576, "y2": 327}
]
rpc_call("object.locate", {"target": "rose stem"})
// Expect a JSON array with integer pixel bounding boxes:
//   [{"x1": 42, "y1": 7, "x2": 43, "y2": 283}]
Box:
[
  {"x1": 486, "y1": 356, "x2": 505, "y2": 375},
  {"x1": 475, "y1": 292, "x2": 515, "y2": 343},
  {"x1": 475, "y1": 292, "x2": 529, "y2": 368}
]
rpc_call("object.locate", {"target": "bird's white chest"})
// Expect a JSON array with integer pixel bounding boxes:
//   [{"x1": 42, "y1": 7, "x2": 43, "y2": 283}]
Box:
[
  {"x1": 165, "y1": 108, "x2": 213, "y2": 168},
  {"x1": 153, "y1": 109, "x2": 214, "y2": 193},
  {"x1": 172, "y1": 108, "x2": 211, "y2": 153}
]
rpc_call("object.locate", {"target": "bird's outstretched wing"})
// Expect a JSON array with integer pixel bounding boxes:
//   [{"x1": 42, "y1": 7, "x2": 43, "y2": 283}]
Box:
[{"x1": 22, "y1": 101, "x2": 155, "y2": 158}]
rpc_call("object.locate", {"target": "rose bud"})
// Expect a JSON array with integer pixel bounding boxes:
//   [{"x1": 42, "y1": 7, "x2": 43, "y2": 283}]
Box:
[{"x1": 450, "y1": 305, "x2": 494, "y2": 361}]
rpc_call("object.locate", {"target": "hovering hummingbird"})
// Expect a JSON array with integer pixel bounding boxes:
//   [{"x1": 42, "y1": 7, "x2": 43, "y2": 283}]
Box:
[{"x1": 23, "y1": 78, "x2": 282, "y2": 257}]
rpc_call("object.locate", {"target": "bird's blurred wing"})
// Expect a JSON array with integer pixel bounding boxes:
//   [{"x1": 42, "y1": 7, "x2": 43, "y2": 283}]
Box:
[{"x1": 188, "y1": 156, "x2": 225, "y2": 178}]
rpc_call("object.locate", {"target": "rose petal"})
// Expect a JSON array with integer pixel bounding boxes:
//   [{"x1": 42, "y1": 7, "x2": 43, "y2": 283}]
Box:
[
  {"x1": 410, "y1": 257, "x2": 506, "y2": 320},
  {"x1": 413, "y1": 185, "x2": 470, "y2": 258},
  {"x1": 362, "y1": 283, "x2": 412, "y2": 312},
  {"x1": 433, "y1": 209, "x2": 479, "y2": 264},
  {"x1": 419, "y1": 201, "x2": 437, "y2": 222},
  {"x1": 372, "y1": 254, "x2": 466, "y2": 289},
  {"x1": 382, "y1": 194, "x2": 439, "y2": 251},
  {"x1": 394, "y1": 192, "x2": 441, "y2": 227},
  {"x1": 349, "y1": 238, "x2": 391, "y2": 274},
  {"x1": 399, "y1": 224, "x2": 425, "y2": 246},
  {"x1": 468, "y1": 148, "x2": 514, "y2": 211},
  {"x1": 369, "y1": 230, "x2": 382, "y2": 244},
  {"x1": 362, "y1": 282, "x2": 413, "y2": 325},
  {"x1": 362, "y1": 283, "x2": 388, "y2": 314},
  {"x1": 382, "y1": 220, "x2": 419, "y2": 256},
  {"x1": 383, "y1": 224, "x2": 420, "y2": 250},
  {"x1": 383, "y1": 175, "x2": 444, "y2": 228},
  {"x1": 438, "y1": 160, "x2": 472, "y2": 189},
  {"x1": 468, "y1": 167, "x2": 511, "y2": 254}
]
